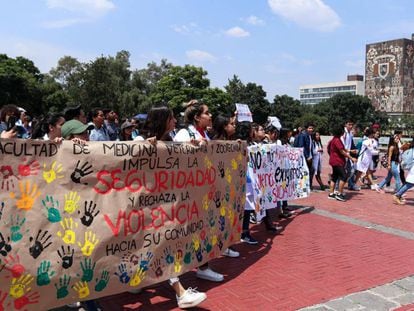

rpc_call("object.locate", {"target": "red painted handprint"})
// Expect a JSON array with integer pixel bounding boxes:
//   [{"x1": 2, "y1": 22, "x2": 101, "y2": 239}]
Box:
[{"x1": 17, "y1": 158, "x2": 40, "y2": 177}]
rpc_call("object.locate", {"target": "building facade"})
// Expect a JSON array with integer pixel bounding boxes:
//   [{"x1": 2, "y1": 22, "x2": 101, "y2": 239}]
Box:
[
  {"x1": 299, "y1": 75, "x2": 365, "y2": 105},
  {"x1": 365, "y1": 34, "x2": 414, "y2": 116}
]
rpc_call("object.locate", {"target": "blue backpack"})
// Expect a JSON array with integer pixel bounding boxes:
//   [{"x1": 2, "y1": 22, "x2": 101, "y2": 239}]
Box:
[{"x1": 401, "y1": 148, "x2": 414, "y2": 170}]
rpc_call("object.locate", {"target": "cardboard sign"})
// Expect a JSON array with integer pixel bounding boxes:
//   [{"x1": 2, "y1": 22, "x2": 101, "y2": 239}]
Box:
[{"x1": 235, "y1": 103, "x2": 253, "y2": 122}]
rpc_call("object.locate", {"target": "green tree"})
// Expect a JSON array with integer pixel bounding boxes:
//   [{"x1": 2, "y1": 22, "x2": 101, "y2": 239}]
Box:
[
  {"x1": 313, "y1": 93, "x2": 388, "y2": 133},
  {"x1": 151, "y1": 64, "x2": 210, "y2": 114},
  {"x1": 77, "y1": 51, "x2": 132, "y2": 113},
  {"x1": 0, "y1": 54, "x2": 44, "y2": 114},
  {"x1": 270, "y1": 95, "x2": 304, "y2": 129}
]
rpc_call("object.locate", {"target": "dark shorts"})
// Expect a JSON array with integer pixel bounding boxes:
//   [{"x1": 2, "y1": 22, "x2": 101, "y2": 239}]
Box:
[{"x1": 331, "y1": 165, "x2": 347, "y2": 182}]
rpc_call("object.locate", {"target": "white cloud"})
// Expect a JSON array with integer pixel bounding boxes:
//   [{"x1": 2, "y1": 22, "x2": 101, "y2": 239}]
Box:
[
  {"x1": 268, "y1": 0, "x2": 341, "y2": 32},
  {"x1": 170, "y1": 23, "x2": 201, "y2": 35},
  {"x1": 46, "y1": 0, "x2": 115, "y2": 16},
  {"x1": 245, "y1": 15, "x2": 265, "y2": 26},
  {"x1": 225, "y1": 26, "x2": 250, "y2": 38},
  {"x1": 0, "y1": 35, "x2": 93, "y2": 73},
  {"x1": 44, "y1": 0, "x2": 115, "y2": 27},
  {"x1": 186, "y1": 50, "x2": 217, "y2": 63}
]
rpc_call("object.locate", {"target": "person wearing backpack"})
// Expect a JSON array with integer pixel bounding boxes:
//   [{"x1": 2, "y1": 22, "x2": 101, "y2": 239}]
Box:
[{"x1": 393, "y1": 138, "x2": 414, "y2": 204}]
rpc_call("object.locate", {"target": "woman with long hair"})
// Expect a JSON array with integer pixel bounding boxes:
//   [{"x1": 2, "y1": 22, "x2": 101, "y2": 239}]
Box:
[
  {"x1": 212, "y1": 114, "x2": 236, "y2": 140},
  {"x1": 174, "y1": 100, "x2": 224, "y2": 283},
  {"x1": 312, "y1": 131, "x2": 326, "y2": 190},
  {"x1": 376, "y1": 135, "x2": 402, "y2": 193},
  {"x1": 211, "y1": 114, "x2": 240, "y2": 257},
  {"x1": 236, "y1": 121, "x2": 259, "y2": 244},
  {"x1": 143, "y1": 105, "x2": 207, "y2": 309}
]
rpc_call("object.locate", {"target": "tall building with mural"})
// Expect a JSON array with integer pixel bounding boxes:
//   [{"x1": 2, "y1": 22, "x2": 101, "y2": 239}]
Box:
[{"x1": 365, "y1": 34, "x2": 414, "y2": 116}]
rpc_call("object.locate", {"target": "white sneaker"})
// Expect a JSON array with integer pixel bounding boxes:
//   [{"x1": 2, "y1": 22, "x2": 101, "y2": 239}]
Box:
[
  {"x1": 196, "y1": 267, "x2": 224, "y2": 282},
  {"x1": 223, "y1": 248, "x2": 240, "y2": 258},
  {"x1": 177, "y1": 288, "x2": 207, "y2": 309},
  {"x1": 66, "y1": 302, "x2": 82, "y2": 308}
]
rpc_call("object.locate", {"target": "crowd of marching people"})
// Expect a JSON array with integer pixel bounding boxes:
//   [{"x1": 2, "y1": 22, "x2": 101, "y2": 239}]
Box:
[{"x1": 1, "y1": 101, "x2": 414, "y2": 310}]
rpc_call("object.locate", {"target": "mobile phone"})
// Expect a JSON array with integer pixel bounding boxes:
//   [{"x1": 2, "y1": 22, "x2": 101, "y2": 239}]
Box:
[{"x1": 6, "y1": 116, "x2": 17, "y2": 131}]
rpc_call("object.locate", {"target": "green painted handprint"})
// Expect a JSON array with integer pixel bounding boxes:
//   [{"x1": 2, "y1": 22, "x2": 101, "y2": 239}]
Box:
[
  {"x1": 42, "y1": 195, "x2": 61, "y2": 223},
  {"x1": 95, "y1": 270, "x2": 109, "y2": 292},
  {"x1": 80, "y1": 258, "x2": 96, "y2": 282},
  {"x1": 36, "y1": 260, "x2": 55, "y2": 286},
  {"x1": 54, "y1": 274, "x2": 71, "y2": 299},
  {"x1": 10, "y1": 214, "x2": 26, "y2": 242},
  {"x1": 183, "y1": 243, "x2": 192, "y2": 265}
]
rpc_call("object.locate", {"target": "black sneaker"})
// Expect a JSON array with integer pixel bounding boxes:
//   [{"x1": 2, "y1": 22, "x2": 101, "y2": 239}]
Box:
[
  {"x1": 335, "y1": 193, "x2": 346, "y2": 202},
  {"x1": 241, "y1": 233, "x2": 258, "y2": 245},
  {"x1": 328, "y1": 193, "x2": 336, "y2": 199}
]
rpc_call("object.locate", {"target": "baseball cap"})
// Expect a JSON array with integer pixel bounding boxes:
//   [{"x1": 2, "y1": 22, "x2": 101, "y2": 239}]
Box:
[{"x1": 61, "y1": 120, "x2": 94, "y2": 139}]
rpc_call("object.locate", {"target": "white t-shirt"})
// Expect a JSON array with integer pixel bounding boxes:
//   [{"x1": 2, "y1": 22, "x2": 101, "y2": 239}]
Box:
[{"x1": 173, "y1": 124, "x2": 210, "y2": 142}]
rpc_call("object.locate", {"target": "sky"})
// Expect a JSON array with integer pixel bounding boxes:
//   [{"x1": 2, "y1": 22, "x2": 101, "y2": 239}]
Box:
[{"x1": 0, "y1": 0, "x2": 413, "y2": 101}]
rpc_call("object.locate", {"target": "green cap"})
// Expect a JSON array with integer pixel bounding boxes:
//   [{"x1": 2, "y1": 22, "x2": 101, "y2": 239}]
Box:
[{"x1": 61, "y1": 120, "x2": 93, "y2": 139}]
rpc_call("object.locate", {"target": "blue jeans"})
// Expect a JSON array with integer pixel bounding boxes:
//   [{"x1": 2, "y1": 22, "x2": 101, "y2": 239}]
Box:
[
  {"x1": 378, "y1": 161, "x2": 402, "y2": 191},
  {"x1": 395, "y1": 182, "x2": 414, "y2": 197},
  {"x1": 346, "y1": 159, "x2": 356, "y2": 188}
]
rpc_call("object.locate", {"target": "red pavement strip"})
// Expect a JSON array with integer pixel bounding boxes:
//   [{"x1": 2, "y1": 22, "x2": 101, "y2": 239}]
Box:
[
  {"x1": 97, "y1": 211, "x2": 414, "y2": 310},
  {"x1": 397, "y1": 303, "x2": 414, "y2": 311}
]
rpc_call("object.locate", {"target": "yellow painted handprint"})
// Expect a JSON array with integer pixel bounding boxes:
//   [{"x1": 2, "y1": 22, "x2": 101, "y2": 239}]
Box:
[
  {"x1": 57, "y1": 217, "x2": 78, "y2": 244},
  {"x1": 72, "y1": 281, "x2": 90, "y2": 299},
  {"x1": 43, "y1": 161, "x2": 64, "y2": 184},
  {"x1": 281, "y1": 180, "x2": 287, "y2": 189},
  {"x1": 225, "y1": 168, "x2": 232, "y2": 184},
  {"x1": 64, "y1": 191, "x2": 80, "y2": 214},
  {"x1": 202, "y1": 194, "x2": 209, "y2": 210},
  {"x1": 231, "y1": 158, "x2": 238, "y2": 170},
  {"x1": 210, "y1": 229, "x2": 218, "y2": 246},
  {"x1": 9, "y1": 274, "x2": 34, "y2": 299},
  {"x1": 204, "y1": 156, "x2": 212, "y2": 169},
  {"x1": 78, "y1": 231, "x2": 99, "y2": 257},
  {"x1": 192, "y1": 235, "x2": 200, "y2": 252},
  {"x1": 227, "y1": 208, "x2": 234, "y2": 223},
  {"x1": 220, "y1": 206, "x2": 226, "y2": 217},
  {"x1": 10, "y1": 181, "x2": 41, "y2": 210},
  {"x1": 129, "y1": 267, "x2": 146, "y2": 287},
  {"x1": 174, "y1": 253, "x2": 182, "y2": 273}
]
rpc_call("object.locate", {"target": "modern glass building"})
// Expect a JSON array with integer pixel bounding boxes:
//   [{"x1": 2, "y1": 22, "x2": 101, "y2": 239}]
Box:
[{"x1": 299, "y1": 75, "x2": 365, "y2": 105}]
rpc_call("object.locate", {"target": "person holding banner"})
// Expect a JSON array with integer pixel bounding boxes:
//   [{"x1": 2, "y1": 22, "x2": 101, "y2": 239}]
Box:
[
  {"x1": 174, "y1": 100, "x2": 225, "y2": 282},
  {"x1": 236, "y1": 121, "x2": 259, "y2": 244},
  {"x1": 211, "y1": 114, "x2": 241, "y2": 257},
  {"x1": 144, "y1": 106, "x2": 207, "y2": 309}
]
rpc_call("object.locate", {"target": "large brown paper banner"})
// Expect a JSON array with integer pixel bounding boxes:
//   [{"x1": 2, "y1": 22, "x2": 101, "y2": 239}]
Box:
[{"x1": 0, "y1": 139, "x2": 247, "y2": 310}]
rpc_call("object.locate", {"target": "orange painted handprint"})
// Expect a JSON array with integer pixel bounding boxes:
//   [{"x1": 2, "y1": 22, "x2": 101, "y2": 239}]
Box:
[{"x1": 10, "y1": 181, "x2": 41, "y2": 210}]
